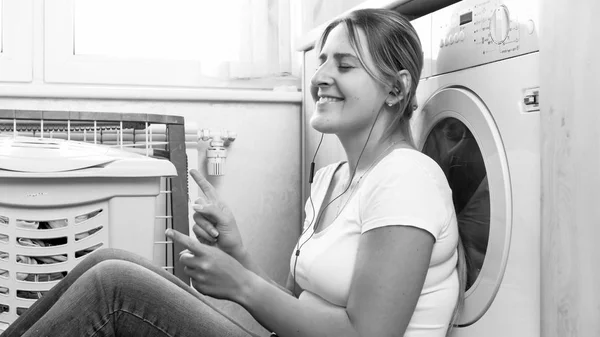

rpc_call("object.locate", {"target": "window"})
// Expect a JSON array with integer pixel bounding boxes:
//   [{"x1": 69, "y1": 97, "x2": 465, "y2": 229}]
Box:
[
  {"x1": 45, "y1": 0, "x2": 299, "y2": 89},
  {"x1": 0, "y1": 2, "x2": 3, "y2": 52},
  {"x1": 0, "y1": 0, "x2": 33, "y2": 83}
]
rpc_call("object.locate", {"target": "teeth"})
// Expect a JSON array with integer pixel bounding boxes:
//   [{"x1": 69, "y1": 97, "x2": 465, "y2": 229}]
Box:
[{"x1": 318, "y1": 96, "x2": 343, "y2": 103}]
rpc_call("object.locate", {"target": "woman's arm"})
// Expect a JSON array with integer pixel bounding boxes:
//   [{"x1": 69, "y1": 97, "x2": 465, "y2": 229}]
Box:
[
  {"x1": 239, "y1": 225, "x2": 434, "y2": 337},
  {"x1": 347, "y1": 225, "x2": 434, "y2": 336},
  {"x1": 188, "y1": 169, "x2": 295, "y2": 295},
  {"x1": 233, "y1": 247, "x2": 295, "y2": 296}
]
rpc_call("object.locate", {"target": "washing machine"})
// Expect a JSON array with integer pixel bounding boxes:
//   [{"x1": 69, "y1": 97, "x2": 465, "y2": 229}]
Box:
[{"x1": 411, "y1": 0, "x2": 540, "y2": 336}]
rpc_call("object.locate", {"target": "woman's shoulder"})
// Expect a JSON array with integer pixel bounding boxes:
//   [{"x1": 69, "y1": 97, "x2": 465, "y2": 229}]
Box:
[
  {"x1": 359, "y1": 148, "x2": 455, "y2": 238},
  {"x1": 363, "y1": 148, "x2": 452, "y2": 199},
  {"x1": 374, "y1": 148, "x2": 446, "y2": 181}
]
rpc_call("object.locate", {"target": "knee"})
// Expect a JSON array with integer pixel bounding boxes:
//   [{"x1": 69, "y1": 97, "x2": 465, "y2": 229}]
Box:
[
  {"x1": 76, "y1": 260, "x2": 138, "y2": 308},
  {"x1": 86, "y1": 260, "x2": 146, "y2": 297},
  {"x1": 79, "y1": 247, "x2": 139, "y2": 267},
  {"x1": 89, "y1": 260, "x2": 133, "y2": 281}
]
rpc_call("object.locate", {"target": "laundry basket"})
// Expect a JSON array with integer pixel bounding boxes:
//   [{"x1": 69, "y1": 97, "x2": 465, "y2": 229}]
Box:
[
  {"x1": 0, "y1": 136, "x2": 176, "y2": 325},
  {"x1": 0, "y1": 110, "x2": 191, "y2": 328}
]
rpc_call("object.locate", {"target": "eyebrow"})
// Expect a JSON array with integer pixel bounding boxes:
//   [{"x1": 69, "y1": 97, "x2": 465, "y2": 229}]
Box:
[{"x1": 318, "y1": 52, "x2": 359, "y2": 62}]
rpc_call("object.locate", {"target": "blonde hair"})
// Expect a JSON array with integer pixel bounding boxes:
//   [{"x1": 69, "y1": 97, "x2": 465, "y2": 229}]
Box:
[
  {"x1": 317, "y1": 8, "x2": 422, "y2": 145},
  {"x1": 318, "y1": 8, "x2": 467, "y2": 335}
]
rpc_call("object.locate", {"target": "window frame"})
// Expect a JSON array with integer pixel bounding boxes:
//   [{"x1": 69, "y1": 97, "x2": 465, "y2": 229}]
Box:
[
  {"x1": 0, "y1": 0, "x2": 33, "y2": 83},
  {"x1": 44, "y1": 0, "x2": 298, "y2": 89}
]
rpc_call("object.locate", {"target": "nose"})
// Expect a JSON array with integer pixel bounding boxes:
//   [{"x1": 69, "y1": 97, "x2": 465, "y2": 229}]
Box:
[
  {"x1": 310, "y1": 62, "x2": 334, "y2": 88},
  {"x1": 310, "y1": 62, "x2": 334, "y2": 101}
]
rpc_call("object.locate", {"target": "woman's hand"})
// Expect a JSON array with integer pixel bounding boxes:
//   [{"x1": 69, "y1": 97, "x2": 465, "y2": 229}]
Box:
[
  {"x1": 166, "y1": 228, "x2": 255, "y2": 302},
  {"x1": 189, "y1": 169, "x2": 245, "y2": 259}
]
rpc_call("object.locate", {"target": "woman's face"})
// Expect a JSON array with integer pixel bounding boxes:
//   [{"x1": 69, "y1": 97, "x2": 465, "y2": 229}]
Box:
[{"x1": 309, "y1": 24, "x2": 391, "y2": 135}]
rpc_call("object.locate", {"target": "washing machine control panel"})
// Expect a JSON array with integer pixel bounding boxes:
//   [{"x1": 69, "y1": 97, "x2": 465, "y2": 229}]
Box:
[{"x1": 430, "y1": 0, "x2": 539, "y2": 76}]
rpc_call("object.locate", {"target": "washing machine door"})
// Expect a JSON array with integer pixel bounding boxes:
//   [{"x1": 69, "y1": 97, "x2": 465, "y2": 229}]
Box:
[{"x1": 412, "y1": 86, "x2": 511, "y2": 327}]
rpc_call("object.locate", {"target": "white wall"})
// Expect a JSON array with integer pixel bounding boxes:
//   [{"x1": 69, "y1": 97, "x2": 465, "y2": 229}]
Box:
[{"x1": 540, "y1": 0, "x2": 600, "y2": 336}]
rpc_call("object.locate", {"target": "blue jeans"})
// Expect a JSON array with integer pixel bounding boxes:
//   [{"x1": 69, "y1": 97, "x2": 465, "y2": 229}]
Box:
[{"x1": 1, "y1": 248, "x2": 269, "y2": 337}]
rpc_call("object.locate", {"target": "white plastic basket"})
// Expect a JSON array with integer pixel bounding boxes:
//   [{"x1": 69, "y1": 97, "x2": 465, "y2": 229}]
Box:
[{"x1": 0, "y1": 136, "x2": 176, "y2": 325}]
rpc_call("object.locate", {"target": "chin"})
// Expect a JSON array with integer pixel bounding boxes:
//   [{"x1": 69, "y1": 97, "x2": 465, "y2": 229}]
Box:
[{"x1": 309, "y1": 117, "x2": 337, "y2": 134}]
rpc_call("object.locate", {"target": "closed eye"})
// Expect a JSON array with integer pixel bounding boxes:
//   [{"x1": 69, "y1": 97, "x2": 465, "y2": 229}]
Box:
[{"x1": 317, "y1": 52, "x2": 359, "y2": 70}]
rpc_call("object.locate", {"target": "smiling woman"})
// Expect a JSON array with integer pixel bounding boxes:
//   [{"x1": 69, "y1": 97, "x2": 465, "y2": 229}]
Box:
[{"x1": 1, "y1": 8, "x2": 464, "y2": 337}]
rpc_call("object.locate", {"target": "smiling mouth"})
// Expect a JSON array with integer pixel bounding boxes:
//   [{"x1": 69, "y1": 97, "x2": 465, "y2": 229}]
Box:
[{"x1": 317, "y1": 96, "x2": 344, "y2": 103}]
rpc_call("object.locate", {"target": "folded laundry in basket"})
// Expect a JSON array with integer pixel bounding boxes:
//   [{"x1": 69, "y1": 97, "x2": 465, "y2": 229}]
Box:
[
  {"x1": 17, "y1": 254, "x2": 38, "y2": 265},
  {"x1": 15, "y1": 256, "x2": 37, "y2": 281},
  {"x1": 35, "y1": 254, "x2": 67, "y2": 264},
  {"x1": 0, "y1": 252, "x2": 38, "y2": 281},
  {"x1": 13, "y1": 249, "x2": 67, "y2": 282},
  {"x1": 19, "y1": 271, "x2": 65, "y2": 283},
  {"x1": 17, "y1": 237, "x2": 67, "y2": 263},
  {"x1": 74, "y1": 226, "x2": 103, "y2": 241},
  {"x1": 0, "y1": 251, "x2": 8, "y2": 279},
  {"x1": 47, "y1": 219, "x2": 68, "y2": 229},
  {"x1": 14, "y1": 220, "x2": 68, "y2": 230},
  {"x1": 17, "y1": 291, "x2": 42, "y2": 300},
  {"x1": 75, "y1": 209, "x2": 103, "y2": 224},
  {"x1": 16, "y1": 220, "x2": 39, "y2": 230},
  {"x1": 17, "y1": 238, "x2": 44, "y2": 249}
]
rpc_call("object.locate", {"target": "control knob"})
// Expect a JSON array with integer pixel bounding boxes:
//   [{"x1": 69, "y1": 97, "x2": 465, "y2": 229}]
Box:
[{"x1": 490, "y1": 5, "x2": 510, "y2": 44}]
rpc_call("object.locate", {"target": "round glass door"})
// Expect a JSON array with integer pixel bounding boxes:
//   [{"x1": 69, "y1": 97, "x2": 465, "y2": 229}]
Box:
[
  {"x1": 413, "y1": 87, "x2": 511, "y2": 326},
  {"x1": 422, "y1": 118, "x2": 489, "y2": 290}
]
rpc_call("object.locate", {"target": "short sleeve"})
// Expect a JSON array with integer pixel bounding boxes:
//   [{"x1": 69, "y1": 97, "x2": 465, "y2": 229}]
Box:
[{"x1": 359, "y1": 160, "x2": 450, "y2": 240}]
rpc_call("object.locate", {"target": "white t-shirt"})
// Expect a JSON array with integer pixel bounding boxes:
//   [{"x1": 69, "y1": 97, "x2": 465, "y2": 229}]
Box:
[{"x1": 291, "y1": 149, "x2": 459, "y2": 337}]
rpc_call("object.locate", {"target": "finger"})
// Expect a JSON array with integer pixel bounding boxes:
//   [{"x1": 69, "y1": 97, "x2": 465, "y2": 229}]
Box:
[
  {"x1": 193, "y1": 196, "x2": 208, "y2": 206},
  {"x1": 179, "y1": 253, "x2": 209, "y2": 274},
  {"x1": 183, "y1": 266, "x2": 206, "y2": 293},
  {"x1": 192, "y1": 223, "x2": 218, "y2": 243},
  {"x1": 166, "y1": 229, "x2": 205, "y2": 256},
  {"x1": 179, "y1": 249, "x2": 192, "y2": 256},
  {"x1": 193, "y1": 206, "x2": 220, "y2": 238},
  {"x1": 192, "y1": 204, "x2": 223, "y2": 228},
  {"x1": 189, "y1": 169, "x2": 219, "y2": 202},
  {"x1": 197, "y1": 237, "x2": 216, "y2": 246},
  {"x1": 179, "y1": 255, "x2": 204, "y2": 275}
]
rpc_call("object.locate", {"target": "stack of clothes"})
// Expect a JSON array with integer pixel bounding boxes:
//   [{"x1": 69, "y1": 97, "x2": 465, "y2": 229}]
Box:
[{"x1": 0, "y1": 211, "x2": 104, "y2": 300}]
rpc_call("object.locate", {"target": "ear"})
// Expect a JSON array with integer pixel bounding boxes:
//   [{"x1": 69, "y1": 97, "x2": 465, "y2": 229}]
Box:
[{"x1": 386, "y1": 70, "x2": 412, "y2": 106}]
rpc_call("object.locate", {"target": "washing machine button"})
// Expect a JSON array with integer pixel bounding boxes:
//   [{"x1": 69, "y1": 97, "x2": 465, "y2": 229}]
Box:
[
  {"x1": 527, "y1": 20, "x2": 535, "y2": 34},
  {"x1": 524, "y1": 94, "x2": 537, "y2": 105}
]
